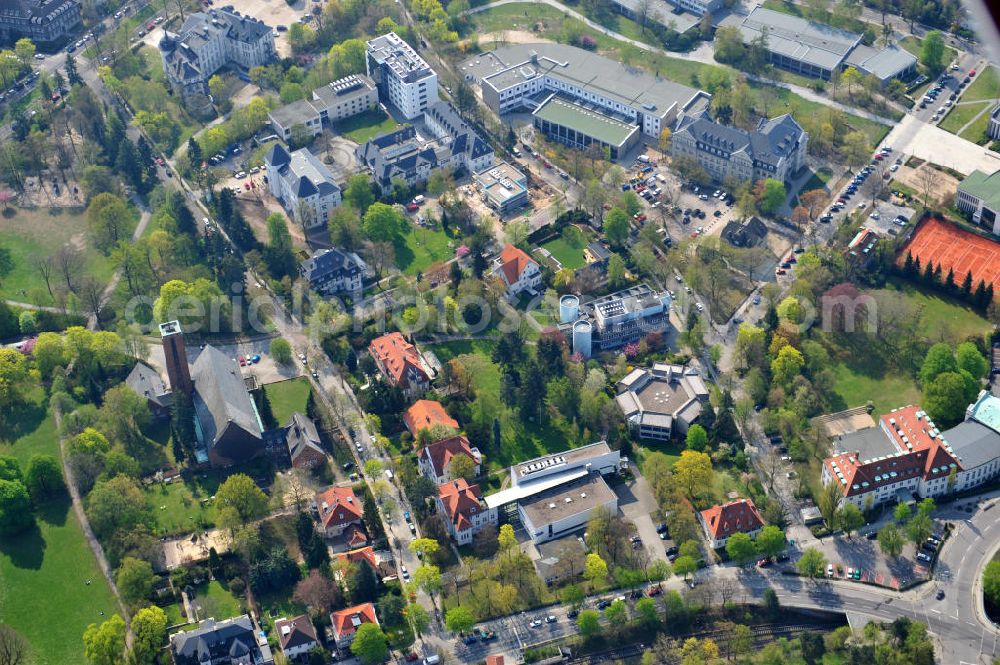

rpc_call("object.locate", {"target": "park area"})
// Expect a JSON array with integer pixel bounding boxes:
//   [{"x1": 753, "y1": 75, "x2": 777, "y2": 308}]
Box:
[
  {"x1": 0, "y1": 206, "x2": 119, "y2": 307},
  {"x1": 334, "y1": 109, "x2": 400, "y2": 144},
  {"x1": 394, "y1": 223, "x2": 456, "y2": 276},
  {"x1": 263, "y1": 376, "x2": 313, "y2": 425},
  {"x1": 898, "y1": 216, "x2": 1000, "y2": 294},
  {"x1": 0, "y1": 392, "x2": 116, "y2": 665}
]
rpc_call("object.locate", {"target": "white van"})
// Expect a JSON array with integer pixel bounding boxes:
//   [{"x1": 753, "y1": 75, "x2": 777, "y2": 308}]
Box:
[
  {"x1": 384, "y1": 469, "x2": 394, "y2": 481},
  {"x1": 412, "y1": 195, "x2": 426, "y2": 205},
  {"x1": 423, "y1": 656, "x2": 440, "y2": 665}
]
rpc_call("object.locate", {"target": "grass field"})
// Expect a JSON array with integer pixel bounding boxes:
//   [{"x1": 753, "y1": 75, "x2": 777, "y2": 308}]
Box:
[
  {"x1": 959, "y1": 108, "x2": 994, "y2": 144},
  {"x1": 831, "y1": 362, "x2": 921, "y2": 416},
  {"x1": 145, "y1": 480, "x2": 218, "y2": 536},
  {"x1": 961, "y1": 65, "x2": 999, "y2": 101},
  {"x1": 939, "y1": 101, "x2": 994, "y2": 135},
  {"x1": 0, "y1": 206, "x2": 119, "y2": 306},
  {"x1": 188, "y1": 580, "x2": 244, "y2": 622},
  {"x1": 899, "y1": 36, "x2": 958, "y2": 73},
  {"x1": 0, "y1": 391, "x2": 116, "y2": 665},
  {"x1": 335, "y1": 109, "x2": 401, "y2": 144},
  {"x1": 263, "y1": 376, "x2": 312, "y2": 426},
  {"x1": 394, "y1": 224, "x2": 455, "y2": 276},
  {"x1": 541, "y1": 236, "x2": 587, "y2": 269},
  {"x1": 879, "y1": 278, "x2": 991, "y2": 342}
]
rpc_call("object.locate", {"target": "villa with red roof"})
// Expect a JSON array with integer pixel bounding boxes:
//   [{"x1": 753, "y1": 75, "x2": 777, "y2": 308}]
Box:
[
  {"x1": 274, "y1": 615, "x2": 319, "y2": 660},
  {"x1": 436, "y1": 478, "x2": 497, "y2": 545},
  {"x1": 403, "y1": 399, "x2": 459, "y2": 437},
  {"x1": 821, "y1": 394, "x2": 1000, "y2": 508},
  {"x1": 491, "y1": 243, "x2": 541, "y2": 301},
  {"x1": 330, "y1": 603, "x2": 379, "y2": 649},
  {"x1": 699, "y1": 498, "x2": 765, "y2": 549},
  {"x1": 418, "y1": 435, "x2": 482, "y2": 484},
  {"x1": 314, "y1": 486, "x2": 364, "y2": 537},
  {"x1": 369, "y1": 332, "x2": 430, "y2": 395},
  {"x1": 335, "y1": 545, "x2": 378, "y2": 571}
]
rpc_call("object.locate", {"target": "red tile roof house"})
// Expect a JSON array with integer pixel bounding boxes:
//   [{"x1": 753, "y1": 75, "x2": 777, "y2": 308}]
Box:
[
  {"x1": 436, "y1": 478, "x2": 497, "y2": 546},
  {"x1": 699, "y1": 498, "x2": 765, "y2": 549},
  {"x1": 330, "y1": 603, "x2": 379, "y2": 650},
  {"x1": 368, "y1": 332, "x2": 431, "y2": 397},
  {"x1": 418, "y1": 435, "x2": 482, "y2": 484},
  {"x1": 314, "y1": 486, "x2": 364, "y2": 537},
  {"x1": 486, "y1": 656, "x2": 505, "y2": 665},
  {"x1": 274, "y1": 615, "x2": 319, "y2": 660},
  {"x1": 403, "y1": 399, "x2": 460, "y2": 437},
  {"x1": 333, "y1": 546, "x2": 380, "y2": 582},
  {"x1": 491, "y1": 243, "x2": 542, "y2": 301}
]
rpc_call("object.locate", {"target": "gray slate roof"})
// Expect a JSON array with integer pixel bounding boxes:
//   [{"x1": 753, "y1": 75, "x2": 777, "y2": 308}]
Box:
[
  {"x1": 299, "y1": 247, "x2": 367, "y2": 285},
  {"x1": 425, "y1": 101, "x2": 494, "y2": 162},
  {"x1": 125, "y1": 362, "x2": 172, "y2": 410},
  {"x1": 945, "y1": 420, "x2": 1000, "y2": 470},
  {"x1": 266, "y1": 145, "x2": 340, "y2": 199},
  {"x1": 674, "y1": 111, "x2": 804, "y2": 169},
  {"x1": 191, "y1": 345, "x2": 263, "y2": 447},
  {"x1": 286, "y1": 412, "x2": 325, "y2": 465},
  {"x1": 357, "y1": 126, "x2": 441, "y2": 187},
  {"x1": 171, "y1": 615, "x2": 270, "y2": 665}
]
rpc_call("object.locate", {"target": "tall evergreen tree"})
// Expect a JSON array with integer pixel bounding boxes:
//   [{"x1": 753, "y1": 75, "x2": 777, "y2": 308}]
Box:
[
  {"x1": 187, "y1": 137, "x2": 203, "y2": 168},
  {"x1": 962, "y1": 270, "x2": 974, "y2": 297},
  {"x1": 922, "y1": 260, "x2": 934, "y2": 285},
  {"x1": 65, "y1": 54, "x2": 81, "y2": 85},
  {"x1": 974, "y1": 280, "x2": 987, "y2": 308},
  {"x1": 944, "y1": 267, "x2": 955, "y2": 292},
  {"x1": 902, "y1": 251, "x2": 914, "y2": 276}
]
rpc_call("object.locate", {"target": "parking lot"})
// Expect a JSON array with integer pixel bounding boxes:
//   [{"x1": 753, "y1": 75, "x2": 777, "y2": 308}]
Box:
[{"x1": 146, "y1": 336, "x2": 304, "y2": 388}]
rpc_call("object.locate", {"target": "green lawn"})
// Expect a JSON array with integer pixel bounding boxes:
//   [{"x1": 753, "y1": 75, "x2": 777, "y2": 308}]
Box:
[
  {"x1": 899, "y1": 36, "x2": 958, "y2": 72},
  {"x1": 801, "y1": 167, "x2": 834, "y2": 193},
  {"x1": 541, "y1": 236, "x2": 587, "y2": 269},
  {"x1": 394, "y1": 224, "x2": 455, "y2": 276},
  {"x1": 939, "y1": 100, "x2": 994, "y2": 135},
  {"x1": 425, "y1": 338, "x2": 499, "y2": 363},
  {"x1": 963, "y1": 66, "x2": 1000, "y2": 101},
  {"x1": 0, "y1": 206, "x2": 119, "y2": 306},
  {"x1": 335, "y1": 109, "x2": 401, "y2": 144},
  {"x1": 263, "y1": 376, "x2": 312, "y2": 426},
  {"x1": 878, "y1": 278, "x2": 991, "y2": 342},
  {"x1": 145, "y1": 480, "x2": 218, "y2": 536},
  {"x1": 959, "y1": 109, "x2": 994, "y2": 144},
  {"x1": 188, "y1": 580, "x2": 244, "y2": 622},
  {"x1": 831, "y1": 362, "x2": 921, "y2": 416},
  {"x1": 0, "y1": 393, "x2": 116, "y2": 665}
]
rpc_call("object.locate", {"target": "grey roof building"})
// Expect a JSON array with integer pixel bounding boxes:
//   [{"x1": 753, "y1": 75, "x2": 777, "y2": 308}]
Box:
[
  {"x1": 268, "y1": 99, "x2": 323, "y2": 142},
  {"x1": 357, "y1": 126, "x2": 441, "y2": 192},
  {"x1": 298, "y1": 247, "x2": 368, "y2": 296},
  {"x1": 473, "y1": 161, "x2": 529, "y2": 216},
  {"x1": 990, "y1": 104, "x2": 1000, "y2": 141},
  {"x1": 615, "y1": 363, "x2": 710, "y2": 440},
  {"x1": 461, "y1": 43, "x2": 708, "y2": 144},
  {"x1": 671, "y1": 111, "x2": 808, "y2": 184},
  {"x1": 125, "y1": 362, "x2": 173, "y2": 418},
  {"x1": 170, "y1": 615, "x2": 273, "y2": 665},
  {"x1": 0, "y1": 0, "x2": 80, "y2": 45},
  {"x1": 159, "y1": 6, "x2": 275, "y2": 99},
  {"x1": 264, "y1": 143, "x2": 342, "y2": 229},
  {"x1": 366, "y1": 32, "x2": 438, "y2": 119},
  {"x1": 720, "y1": 5, "x2": 916, "y2": 82},
  {"x1": 285, "y1": 412, "x2": 327, "y2": 470},
  {"x1": 559, "y1": 283, "x2": 673, "y2": 357},
  {"x1": 423, "y1": 101, "x2": 495, "y2": 173},
  {"x1": 191, "y1": 345, "x2": 265, "y2": 467}
]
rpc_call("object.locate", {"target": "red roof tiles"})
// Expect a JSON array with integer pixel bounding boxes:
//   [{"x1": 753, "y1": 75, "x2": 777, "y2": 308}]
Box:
[
  {"x1": 438, "y1": 478, "x2": 484, "y2": 533},
  {"x1": 335, "y1": 546, "x2": 377, "y2": 571},
  {"x1": 330, "y1": 603, "x2": 378, "y2": 641},
  {"x1": 700, "y1": 498, "x2": 764, "y2": 541},
  {"x1": 315, "y1": 486, "x2": 363, "y2": 531},
  {"x1": 420, "y1": 435, "x2": 477, "y2": 479},
  {"x1": 369, "y1": 332, "x2": 428, "y2": 389},
  {"x1": 495, "y1": 244, "x2": 538, "y2": 287},
  {"x1": 403, "y1": 400, "x2": 459, "y2": 436}
]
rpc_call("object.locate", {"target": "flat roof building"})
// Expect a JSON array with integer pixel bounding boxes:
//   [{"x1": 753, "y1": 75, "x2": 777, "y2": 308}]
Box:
[
  {"x1": 461, "y1": 43, "x2": 708, "y2": 151},
  {"x1": 518, "y1": 472, "x2": 618, "y2": 544},
  {"x1": 989, "y1": 104, "x2": 1000, "y2": 141},
  {"x1": 366, "y1": 32, "x2": 437, "y2": 119},
  {"x1": 559, "y1": 283, "x2": 672, "y2": 357},
  {"x1": 720, "y1": 5, "x2": 916, "y2": 82},
  {"x1": 615, "y1": 363, "x2": 710, "y2": 440},
  {"x1": 311, "y1": 74, "x2": 379, "y2": 124},
  {"x1": 533, "y1": 95, "x2": 642, "y2": 161},
  {"x1": 474, "y1": 161, "x2": 530, "y2": 216},
  {"x1": 956, "y1": 169, "x2": 1000, "y2": 236}
]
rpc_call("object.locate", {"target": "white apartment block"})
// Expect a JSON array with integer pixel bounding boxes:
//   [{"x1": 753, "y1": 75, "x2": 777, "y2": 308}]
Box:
[{"x1": 366, "y1": 32, "x2": 438, "y2": 119}]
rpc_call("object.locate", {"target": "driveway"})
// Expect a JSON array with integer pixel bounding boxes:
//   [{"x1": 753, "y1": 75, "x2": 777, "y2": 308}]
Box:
[{"x1": 615, "y1": 465, "x2": 667, "y2": 563}]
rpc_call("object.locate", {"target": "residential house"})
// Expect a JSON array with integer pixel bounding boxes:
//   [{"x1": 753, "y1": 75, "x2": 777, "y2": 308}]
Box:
[
  {"x1": 418, "y1": 435, "x2": 481, "y2": 485},
  {"x1": 330, "y1": 603, "x2": 379, "y2": 650},
  {"x1": 368, "y1": 332, "x2": 430, "y2": 395},
  {"x1": 403, "y1": 399, "x2": 459, "y2": 438},
  {"x1": 699, "y1": 498, "x2": 765, "y2": 549},
  {"x1": 491, "y1": 244, "x2": 542, "y2": 301},
  {"x1": 274, "y1": 615, "x2": 319, "y2": 661},
  {"x1": 299, "y1": 247, "x2": 368, "y2": 297},
  {"x1": 314, "y1": 486, "x2": 364, "y2": 537},
  {"x1": 284, "y1": 412, "x2": 326, "y2": 470},
  {"x1": 436, "y1": 478, "x2": 498, "y2": 546},
  {"x1": 170, "y1": 615, "x2": 273, "y2": 665},
  {"x1": 125, "y1": 362, "x2": 172, "y2": 419}
]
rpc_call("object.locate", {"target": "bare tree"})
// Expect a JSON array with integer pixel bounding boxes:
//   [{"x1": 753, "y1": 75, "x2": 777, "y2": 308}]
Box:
[
  {"x1": 0, "y1": 625, "x2": 29, "y2": 665},
  {"x1": 916, "y1": 165, "x2": 937, "y2": 210},
  {"x1": 55, "y1": 245, "x2": 83, "y2": 293},
  {"x1": 636, "y1": 0, "x2": 653, "y2": 30},
  {"x1": 78, "y1": 276, "x2": 105, "y2": 323},
  {"x1": 363, "y1": 241, "x2": 396, "y2": 281},
  {"x1": 33, "y1": 256, "x2": 55, "y2": 298}
]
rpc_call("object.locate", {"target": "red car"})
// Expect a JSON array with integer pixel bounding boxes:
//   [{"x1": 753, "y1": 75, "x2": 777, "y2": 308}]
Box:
[
  {"x1": 542, "y1": 161, "x2": 552, "y2": 169},
  {"x1": 406, "y1": 202, "x2": 419, "y2": 212},
  {"x1": 238, "y1": 355, "x2": 247, "y2": 366},
  {"x1": 646, "y1": 586, "x2": 663, "y2": 597},
  {"x1": 970, "y1": 69, "x2": 976, "y2": 76},
  {"x1": 786, "y1": 254, "x2": 796, "y2": 264},
  {"x1": 404, "y1": 653, "x2": 419, "y2": 662},
  {"x1": 146, "y1": 22, "x2": 155, "y2": 30},
  {"x1": 634, "y1": 213, "x2": 647, "y2": 222},
  {"x1": 155, "y1": 157, "x2": 165, "y2": 166}
]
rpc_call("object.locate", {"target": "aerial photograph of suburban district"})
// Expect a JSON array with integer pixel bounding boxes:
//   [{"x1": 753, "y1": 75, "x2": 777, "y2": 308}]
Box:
[{"x1": 2, "y1": 0, "x2": 1000, "y2": 662}]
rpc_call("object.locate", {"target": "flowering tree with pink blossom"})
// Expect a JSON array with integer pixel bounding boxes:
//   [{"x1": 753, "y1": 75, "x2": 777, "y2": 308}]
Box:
[{"x1": 623, "y1": 342, "x2": 640, "y2": 359}]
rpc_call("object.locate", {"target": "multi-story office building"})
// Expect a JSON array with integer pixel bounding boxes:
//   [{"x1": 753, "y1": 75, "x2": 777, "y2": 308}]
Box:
[
  {"x1": 159, "y1": 7, "x2": 275, "y2": 99},
  {"x1": 0, "y1": 0, "x2": 80, "y2": 46},
  {"x1": 615, "y1": 363, "x2": 710, "y2": 440},
  {"x1": 264, "y1": 144, "x2": 342, "y2": 229},
  {"x1": 558, "y1": 284, "x2": 673, "y2": 357},
  {"x1": 366, "y1": 32, "x2": 438, "y2": 119},
  {"x1": 956, "y1": 169, "x2": 1000, "y2": 235},
  {"x1": 474, "y1": 161, "x2": 529, "y2": 216},
  {"x1": 671, "y1": 111, "x2": 808, "y2": 184},
  {"x1": 461, "y1": 43, "x2": 708, "y2": 155},
  {"x1": 269, "y1": 74, "x2": 380, "y2": 141}
]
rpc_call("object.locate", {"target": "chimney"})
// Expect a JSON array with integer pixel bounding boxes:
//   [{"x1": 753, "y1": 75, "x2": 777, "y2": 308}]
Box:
[{"x1": 159, "y1": 321, "x2": 193, "y2": 396}]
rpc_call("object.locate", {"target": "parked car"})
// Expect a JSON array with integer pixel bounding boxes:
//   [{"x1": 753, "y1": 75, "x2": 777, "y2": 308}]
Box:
[{"x1": 916, "y1": 552, "x2": 932, "y2": 563}]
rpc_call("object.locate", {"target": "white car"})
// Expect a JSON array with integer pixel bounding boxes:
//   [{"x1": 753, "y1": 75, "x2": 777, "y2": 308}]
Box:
[
  {"x1": 889, "y1": 164, "x2": 899, "y2": 172},
  {"x1": 33, "y1": 53, "x2": 45, "y2": 60},
  {"x1": 234, "y1": 171, "x2": 247, "y2": 179},
  {"x1": 530, "y1": 620, "x2": 542, "y2": 628},
  {"x1": 869, "y1": 212, "x2": 880, "y2": 220},
  {"x1": 695, "y1": 302, "x2": 704, "y2": 312}
]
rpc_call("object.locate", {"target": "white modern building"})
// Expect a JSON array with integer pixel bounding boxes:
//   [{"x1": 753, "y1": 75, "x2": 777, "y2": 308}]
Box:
[
  {"x1": 264, "y1": 144, "x2": 342, "y2": 229},
  {"x1": 615, "y1": 363, "x2": 710, "y2": 440},
  {"x1": 559, "y1": 284, "x2": 673, "y2": 358},
  {"x1": 159, "y1": 6, "x2": 275, "y2": 100},
  {"x1": 518, "y1": 473, "x2": 618, "y2": 544},
  {"x1": 269, "y1": 74, "x2": 380, "y2": 141},
  {"x1": 474, "y1": 161, "x2": 530, "y2": 216},
  {"x1": 366, "y1": 32, "x2": 438, "y2": 119},
  {"x1": 956, "y1": 169, "x2": 1000, "y2": 235}
]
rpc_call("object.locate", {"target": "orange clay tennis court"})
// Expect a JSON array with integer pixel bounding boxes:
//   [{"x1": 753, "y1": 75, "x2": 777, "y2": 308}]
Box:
[{"x1": 898, "y1": 217, "x2": 1000, "y2": 290}]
